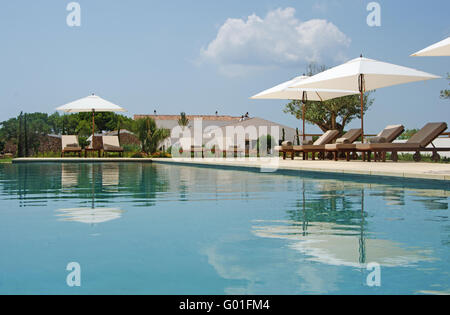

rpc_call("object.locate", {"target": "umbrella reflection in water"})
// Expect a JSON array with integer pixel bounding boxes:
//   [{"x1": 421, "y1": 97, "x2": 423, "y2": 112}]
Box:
[
  {"x1": 56, "y1": 207, "x2": 124, "y2": 224},
  {"x1": 252, "y1": 180, "x2": 434, "y2": 268},
  {"x1": 57, "y1": 164, "x2": 124, "y2": 225}
]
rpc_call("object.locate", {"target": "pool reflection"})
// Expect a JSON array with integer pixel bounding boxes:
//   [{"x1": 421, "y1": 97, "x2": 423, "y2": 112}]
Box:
[
  {"x1": 56, "y1": 207, "x2": 125, "y2": 224},
  {"x1": 205, "y1": 179, "x2": 446, "y2": 294},
  {"x1": 0, "y1": 163, "x2": 448, "y2": 294}
]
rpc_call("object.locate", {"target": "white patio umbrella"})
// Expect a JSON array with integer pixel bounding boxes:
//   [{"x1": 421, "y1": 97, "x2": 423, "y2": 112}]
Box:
[
  {"x1": 251, "y1": 76, "x2": 359, "y2": 141},
  {"x1": 289, "y1": 56, "x2": 440, "y2": 142},
  {"x1": 56, "y1": 94, "x2": 126, "y2": 144},
  {"x1": 411, "y1": 37, "x2": 450, "y2": 57}
]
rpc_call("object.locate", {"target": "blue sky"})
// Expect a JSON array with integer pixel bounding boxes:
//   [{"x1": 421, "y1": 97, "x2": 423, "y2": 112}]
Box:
[{"x1": 0, "y1": 0, "x2": 449, "y2": 133}]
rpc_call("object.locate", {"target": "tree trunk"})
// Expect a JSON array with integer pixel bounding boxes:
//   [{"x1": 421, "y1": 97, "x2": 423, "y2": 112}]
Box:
[
  {"x1": 17, "y1": 112, "x2": 23, "y2": 157},
  {"x1": 24, "y1": 113, "x2": 29, "y2": 157}
]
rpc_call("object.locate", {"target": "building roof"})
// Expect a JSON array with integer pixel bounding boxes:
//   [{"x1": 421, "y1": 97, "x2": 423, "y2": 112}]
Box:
[
  {"x1": 133, "y1": 114, "x2": 300, "y2": 143},
  {"x1": 214, "y1": 117, "x2": 296, "y2": 132},
  {"x1": 134, "y1": 114, "x2": 243, "y2": 131},
  {"x1": 134, "y1": 115, "x2": 241, "y2": 122},
  {"x1": 207, "y1": 117, "x2": 298, "y2": 141}
]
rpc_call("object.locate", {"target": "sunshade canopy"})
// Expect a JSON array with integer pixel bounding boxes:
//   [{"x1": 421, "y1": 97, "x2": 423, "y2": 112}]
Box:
[
  {"x1": 288, "y1": 56, "x2": 440, "y2": 143},
  {"x1": 289, "y1": 57, "x2": 440, "y2": 91},
  {"x1": 250, "y1": 75, "x2": 358, "y2": 143},
  {"x1": 411, "y1": 37, "x2": 450, "y2": 57},
  {"x1": 251, "y1": 75, "x2": 358, "y2": 101},
  {"x1": 56, "y1": 94, "x2": 126, "y2": 113}
]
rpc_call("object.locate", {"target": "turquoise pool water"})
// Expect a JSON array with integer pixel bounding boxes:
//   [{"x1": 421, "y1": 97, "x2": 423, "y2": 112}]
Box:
[{"x1": 0, "y1": 162, "x2": 449, "y2": 295}]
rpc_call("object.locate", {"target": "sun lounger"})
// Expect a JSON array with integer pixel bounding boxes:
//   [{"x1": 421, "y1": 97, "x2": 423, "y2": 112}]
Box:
[
  {"x1": 282, "y1": 130, "x2": 340, "y2": 160},
  {"x1": 354, "y1": 125, "x2": 405, "y2": 162},
  {"x1": 84, "y1": 135, "x2": 102, "y2": 157},
  {"x1": 324, "y1": 129, "x2": 363, "y2": 161},
  {"x1": 358, "y1": 122, "x2": 448, "y2": 162},
  {"x1": 61, "y1": 135, "x2": 82, "y2": 157},
  {"x1": 188, "y1": 145, "x2": 204, "y2": 158},
  {"x1": 102, "y1": 136, "x2": 124, "y2": 157},
  {"x1": 225, "y1": 145, "x2": 245, "y2": 158}
]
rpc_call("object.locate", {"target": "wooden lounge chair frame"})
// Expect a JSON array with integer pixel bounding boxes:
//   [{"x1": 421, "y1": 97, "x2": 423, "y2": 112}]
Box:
[
  {"x1": 354, "y1": 125, "x2": 405, "y2": 162},
  {"x1": 224, "y1": 146, "x2": 245, "y2": 158},
  {"x1": 324, "y1": 129, "x2": 363, "y2": 161},
  {"x1": 358, "y1": 122, "x2": 449, "y2": 162},
  {"x1": 102, "y1": 136, "x2": 124, "y2": 157},
  {"x1": 61, "y1": 135, "x2": 82, "y2": 157},
  {"x1": 188, "y1": 145, "x2": 204, "y2": 158},
  {"x1": 84, "y1": 135, "x2": 102, "y2": 157},
  {"x1": 282, "y1": 130, "x2": 340, "y2": 160}
]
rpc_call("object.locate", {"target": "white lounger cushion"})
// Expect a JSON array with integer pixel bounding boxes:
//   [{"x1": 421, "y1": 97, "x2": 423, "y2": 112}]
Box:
[
  {"x1": 61, "y1": 135, "x2": 80, "y2": 149},
  {"x1": 102, "y1": 136, "x2": 122, "y2": 150}
]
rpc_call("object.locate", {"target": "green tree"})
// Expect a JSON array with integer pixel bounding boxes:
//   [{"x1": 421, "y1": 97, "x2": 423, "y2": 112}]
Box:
[
  {"x1": 0, "y1": 112, "x2": 136, "y2": 155},
  {"x1": 441, "y1": 73, "x2": 449, "y2": 100},
  {"x1": 284, "y1": 63, "x2": 375, "y2": 135},
  {"x1": 398, "y1": 129, "x2": 419, "y2": 140},
  {"x1": 48, "y1": 112, "x2": 63, "y2": 134},
  {"x1": 75, "y1": 120, "x2": 93, "y2": 149},
  {"x1": 75, "y1": 120, "x2": 92, "y2": 137},
  {"x1": 24, "y1": 113, "x2": 29, "y2": 157},
  {"x1": 61, "y1": 114, "x2": 80, "y2": 135},
  {"x1": 75, "y1": 112, "x2": 134, "y2": 132},
  {"x1": 133, "y1": 117, "x2": 170, "y2": 154},
  {"x1": 26, "y1": 113, "x2": 52, "y2": 154},
  {"x1": 17, "y1": 112, "x2": 23, "y2": 157},
  {"x1": 257, "y1": 134, "x2": 276, "y2": 155},
  {"x1": 178, "y1": 112, "x2": 190, "y2": 129},
  {"x1": 0, "y1": 117, "x2": 19, "y2": 141}
]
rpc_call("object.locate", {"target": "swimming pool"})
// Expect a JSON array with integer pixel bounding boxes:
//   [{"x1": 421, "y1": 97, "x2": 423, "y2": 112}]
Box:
[{"x1": 0, "y1": 162, "x2": 448, "y2": 294}]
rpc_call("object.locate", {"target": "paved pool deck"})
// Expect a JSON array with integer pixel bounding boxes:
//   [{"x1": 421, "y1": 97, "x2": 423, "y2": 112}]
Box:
[
  {"x1": 151, "y1": 158, "x2": 450, "y2": 182},
  {"x1": 11, "y1": 157, "x2": 450, "y2": 181}
]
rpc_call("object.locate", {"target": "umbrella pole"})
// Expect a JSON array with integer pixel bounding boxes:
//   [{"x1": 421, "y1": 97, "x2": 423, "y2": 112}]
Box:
[
  {"x1": 302, "y1": 102, "x2": 306, "y2": 142},
  {"x1": 359, "y1": 188, "x2": 366, "y2": 264},
  {"x1": 360, "y1": 91, "x2": 364, "y2": 143},
  {"x1": 92, "y1": 109, "x2": 95, "y2": 150},
  {"x1": 92, "y1": 164, "x2": 95, "y2": 209},
  {"x1": 302, "y1": 91, "x2": 307, "y2": 143},
  {"x1": 359, "y1": 73, "x2": 365, "y2": 144}
]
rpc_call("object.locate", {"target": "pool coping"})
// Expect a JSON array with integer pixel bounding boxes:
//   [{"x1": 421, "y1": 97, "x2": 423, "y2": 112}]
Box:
[
  {"x1": 12, "y1": 157, "x2": 153, "y2": 164},
  {"x1": 150, "y1": 158, "x2": 450, "y2": 183},
  {"x1": 11, "y1": 157, "x2": 450, "y2": 183}
]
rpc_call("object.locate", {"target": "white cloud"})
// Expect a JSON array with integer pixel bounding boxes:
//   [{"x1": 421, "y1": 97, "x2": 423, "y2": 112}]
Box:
[{"x1": 201, "y1": 7, "x2": 351, "y2": 76}]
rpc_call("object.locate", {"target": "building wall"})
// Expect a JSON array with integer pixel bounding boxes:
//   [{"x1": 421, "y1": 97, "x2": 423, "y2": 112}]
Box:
[
  {"x1": 4, "y1": 135, "x2": 61, "y2": 155},
  {"x1": 144, "y1": 116, "x2": 303, "y2": 150}
]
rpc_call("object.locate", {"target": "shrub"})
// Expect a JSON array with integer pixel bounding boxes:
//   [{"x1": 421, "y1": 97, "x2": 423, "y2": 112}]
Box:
[{"x1": 123, "y1": 144, "x2": 141, "y2": 153}]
